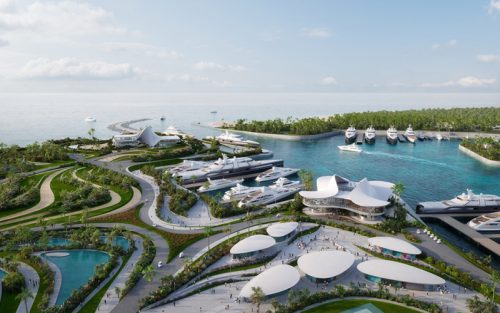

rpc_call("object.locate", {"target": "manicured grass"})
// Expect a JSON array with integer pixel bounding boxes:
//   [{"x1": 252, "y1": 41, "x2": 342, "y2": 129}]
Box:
[
  {"x1": 303, "y1": 299, "x2": 422, "y2": 313},
  {"x1": 128, "y1": 158, "x2": 182, "y2": 171},
  {"x1": 0, "y1": 290, "x2": 22, "y2": 313},
  {"x1": 32, "y1": 159, "x2": 74, "y2": 171}
]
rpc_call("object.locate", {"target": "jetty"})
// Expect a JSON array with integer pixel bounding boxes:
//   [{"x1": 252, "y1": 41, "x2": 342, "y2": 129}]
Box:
[
  {"x1": 356, "y1": 133, "x2": 363, "y2": 144},
  {"x1": 397, "y1": 134, "x2": 406, "y2": 142}
]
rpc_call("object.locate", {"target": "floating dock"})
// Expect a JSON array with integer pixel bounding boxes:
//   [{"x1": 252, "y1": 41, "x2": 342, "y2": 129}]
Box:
[
  {"x1": 397, "y1": 134, "x2": 407, "y2": 142},
  {"x1": 356, "y1": 133, "x2": 363, "y2": 145}
]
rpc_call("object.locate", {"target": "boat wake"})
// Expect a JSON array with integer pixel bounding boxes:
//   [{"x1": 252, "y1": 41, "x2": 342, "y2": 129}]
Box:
[{"x1": 363, "y1": 151, "x2": 456, "y2": 170}]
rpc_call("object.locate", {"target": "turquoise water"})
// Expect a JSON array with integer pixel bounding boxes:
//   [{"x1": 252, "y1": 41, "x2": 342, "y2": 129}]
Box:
[
  {"x1": 46, "y1": 236, "x2": 129, "y2": 250},
  {"x1": 0, "y1": 269, "x2": 6, "y2": 280},
  {"x1": 42, "y1": 250, "x2": 110, "y2": 305},
  {"x1": 99, "y1": 236, "x2": 130, "y2": 250}
]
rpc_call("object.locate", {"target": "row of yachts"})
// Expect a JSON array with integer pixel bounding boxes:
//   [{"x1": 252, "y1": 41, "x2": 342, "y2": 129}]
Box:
[{"x1": 344, "y1": 125, "x2": 447, "y2": 145}]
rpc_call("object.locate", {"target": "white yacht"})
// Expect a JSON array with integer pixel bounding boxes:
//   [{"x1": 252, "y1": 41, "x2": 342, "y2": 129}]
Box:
[
  {"x1": 163, "y1": 125, "x2": 189, "y2": 138},
  {"x1": 167, "y1": 160, "x2": 209, "y2": 175},
  {"x1": 173, "y1": 154, "x2": 283, "y2": 183},
  {"x1": 404, "y1": 124, "x2": 417, "y2": 143},
  {"x1": 255, "y1": 167, "x2": 299, "y2": 182},
  {"x1": 416, "y1": 189, "x2": 500, "y2": 214},
  {"x1": 269, "y1": 177, "x2": 302, "y2": 189},
  {"x1": 205, "y1": 130, "x2": 260, "y2": 147},
  {"x1": 345, "y1": 126, "x2": 357, "y2": 144},
  {"x1": 222, "y1": 184, "x2": 260, "y2": 202},
  {"x1": 386, "y1": 126, "x2": 398, "y2": 144},
  {"x1": 84, "y1": 117, "x2": 96, "y2": 122},
  {"x1": 337, "y1": 143, "x2": 362, "y2": 153},
  {"x1": 435, "y1": 133, "x2": 443, "y2": 141},
  {"x1": 197, "y1": 178, "x2": 244, "y2": 193},
  {"x1": 364, "y1": 126, "x2": 376, "y2": 144},
  {"x1": 237, "y1": 185, "x2": 301, "y2": 208},
  {"x1": 468, "y1": 212, "x2": 500, "y2": 231}
]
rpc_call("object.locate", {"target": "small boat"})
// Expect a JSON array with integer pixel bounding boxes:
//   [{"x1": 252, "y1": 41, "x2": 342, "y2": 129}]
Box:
[
  {"x1": 404, "y1": 124, "x2": 417, "y2": 144},
  {"x1": 269, "y1": 177, "x2": 302, "y2": 189},
  {"x1": 345, "y1": 126, "x2": 357, "y2": 144},
  {"x1": 337, "y1": 143, "x2": 362, "y2": 153},
  {"x1": 468, "y1": 212, "x2": 500, "y2": 232},
  {"x1": 435, "y1": 133, "x2": 443, "y2": 141},
  {"x1": 84, "y1": 117, "x2": 96, "y2": 122},
  {"x1": 210, "y1": 111, "x2": 217, "y2": 114},
  {"x1": 255, "y1": 167, "x2": 300, "y2": 182},
  {"x1": 160, "y1": 116, "x2": 165, "y2": 121},
  {"x1": 222, "y1": 184, "x2": 260, "y2": 202},
  {"x1": 364, "y1": 126, "x2": 376, "y2": 144},
  {"x1": 386, "y1": 126, "x2": 398, "y2": 144},
  {"x1": 197, "y1": 178, "x2": 244, "y2": 193}
]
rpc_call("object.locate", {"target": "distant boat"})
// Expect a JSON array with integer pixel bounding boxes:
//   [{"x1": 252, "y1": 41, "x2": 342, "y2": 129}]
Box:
[
  {"x1": 404, "y1": 124, "x2": 417, "y2": 144},
  {"x1": 160, "y1": 116, "x2": 165, "y2": 121},
  {"x1": 386, "y1": 126, "x2": 398, "y2": 145},
  {"x1": 84, "y1": 117, "x2": 96, "y2": 122},
  {"x1": 417, "y1": 132, "x2": 425, "y2": 141},
  {"x1": 210, "y1": 111, "x2": 217, "y2": 114},
  {"x1": 337, "y1": 143, "x2": 362, "y2": 153}
]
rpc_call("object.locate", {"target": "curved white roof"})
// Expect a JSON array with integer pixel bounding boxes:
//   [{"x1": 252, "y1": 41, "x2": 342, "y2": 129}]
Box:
[
  {"x1": 266, "y1": 222, "x2": 299, "y2": 238},
  {"x1": 230, "y1": 235, "x2": 275, "y2": 255},
  {"x1": 298, "y1": 251, "x2": 355, "y2": 279},
  {"x1": 239, "y1": 265, "x2": 300, "y2": 298},
  {"x1": 357, "y1": 260, "x2": 445, "y2": 285},
  {"x1": 368, "y1": 237, "x2": 422, "y2": 255}
]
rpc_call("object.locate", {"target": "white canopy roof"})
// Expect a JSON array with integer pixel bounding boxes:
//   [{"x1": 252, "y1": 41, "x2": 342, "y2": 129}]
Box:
[
  {"x1": 266, "y1": 222, "x2": 299, "y2": 238},
  {"x1": 357, "y1": 260, "x2": 445, "y2": 285},
  {"x1": 239, "y1": 265, "x2": 300, "y2": 298},
  {"x1": 298, "y1": 251, "x2": 355, "y2": 279},
  {"x1": 368, "y1": 237, "x2": 422, "y2": 255},
  {"x1": 230, "y1": 235, "x2": 275, "y2": 255}
]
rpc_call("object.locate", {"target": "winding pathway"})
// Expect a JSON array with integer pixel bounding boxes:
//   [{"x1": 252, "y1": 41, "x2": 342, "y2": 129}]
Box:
[{"x1": 16, "y1": 262, "x2": 40, "y2": 313}]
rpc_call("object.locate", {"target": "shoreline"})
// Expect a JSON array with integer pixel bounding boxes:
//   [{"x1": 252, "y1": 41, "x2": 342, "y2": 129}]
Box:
[{"x1": 458, "y1": 145, "x2": 500, "y2": 167}]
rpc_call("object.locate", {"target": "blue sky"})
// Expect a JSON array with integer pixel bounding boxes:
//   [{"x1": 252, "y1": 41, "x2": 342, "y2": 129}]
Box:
[{"x1": 0, "y1": 0, "x2": 499, "y2": 93}]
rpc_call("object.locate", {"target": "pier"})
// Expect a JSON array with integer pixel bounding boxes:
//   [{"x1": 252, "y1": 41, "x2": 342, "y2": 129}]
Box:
[
  {"x1": 397, "y1": 134, "x2": 406, "y2": 142},
  {"x1": 356, "y1": 133, "x2": 363, "y2": 144}
]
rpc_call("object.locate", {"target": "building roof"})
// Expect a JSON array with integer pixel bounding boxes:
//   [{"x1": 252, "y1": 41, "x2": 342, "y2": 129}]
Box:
[
  {"x1": 266, "y1": 222, "x2": 299, "y2": 238},
  {"x1": 239, "y1": 265, "x2": 300, "y2": 298},
  {"x1": 230, "y1": 235, "x2": 276, "y2": 255},
  {"x1": 368, "y1": 237, "x2": 422, "y2": 255},
  {"x1": 298, "y1": 251, "x2": 355, "y2": 279},
  {"x1": 357, "y1": 260, "x2": 445, "y2": 285}
]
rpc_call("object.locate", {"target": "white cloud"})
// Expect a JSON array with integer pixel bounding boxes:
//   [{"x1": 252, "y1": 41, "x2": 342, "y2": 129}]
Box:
[
  {"x1": 165, "y1": 73, "x2": 232, "y2": 87},
  {"x1": 422, "y1": 76, "x2": 496, "y2": 88},
  {"x1": 489, "y1": 0, "x2": 500, "y2": 13},
  {"x1": 101, "y1": 42, "x2": 182, "y2": 60},
  {"x1": 193, "y1": 61, "x2": 246, "y2": 72},
  {"x1": 431, "y1": 39, "x2": 457, "y2": 49},
  {"x1": 17, "y1": 57, "x2": 138, "y2": 80},
  {"x1": 320, "y1": 76, "x2": 338, "y2": 85},
  {"x1": 301, "y1": 27, "x2": 331, "y2": 38},
  {"x1": 477, "y1": 54, "x2": 500, "y2": 63}
]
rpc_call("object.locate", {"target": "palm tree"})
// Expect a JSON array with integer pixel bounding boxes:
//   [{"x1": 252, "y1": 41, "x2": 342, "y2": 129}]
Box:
[
  {"x1": 490, "y1": 270, "x2": 500, "y2": 305},
  {"x1": 250, "y1": 286, "x2": 265, "y2": 313},
  {"x1": 204, "y1": 226, "x2": 213, "y2": 251},
  {"x1": 80, "y1": 208, "x2": 89, "y2": 226},
  {"x1": 392, "y1": 182, "x2": 405, "y2": 198},
  {"x1": 142, "y1": 264, "x2": 155, "y2": 282},
  {"x1": 16, "y1": 287, "x2": 33, "y2": 313},
  {"x1": 88, "y1": 128, "x2": 95, "y2": 140}
]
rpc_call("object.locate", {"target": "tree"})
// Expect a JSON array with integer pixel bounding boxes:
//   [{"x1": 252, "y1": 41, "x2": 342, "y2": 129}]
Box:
[
  {"x1": 298, "y1": 169, "x2": 314, "y2": 191},
  {"x1": 392, "y1": 182, "x2": 405, "y2": 198},
  {"x1": 250, "y1": 286, "x2": 265, "y2": 313},
  {"x1": 81, "y1": 208, "x2": 89, "y2": 226},
  {"x1": 335, "y1": 284, "x2": 346, "y2": 298},
  {"x1": 16, "y1": 287, "x2": 33, "y2": 313},
  {"x1": 142, "y1": 264, "x2": 155, "y2": 283},
  {"x1": 88, "y1": 128, "x2": 95, "y2": 140},
  {"x1": 490, "y1": 270, "x2": 500, "y2": 305}
]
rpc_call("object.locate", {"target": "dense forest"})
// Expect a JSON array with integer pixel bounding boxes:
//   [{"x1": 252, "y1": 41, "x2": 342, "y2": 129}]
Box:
[
  {"x1": 461, "y1": 137, "x2": 500, "y2": 161},
  {"x1": 228, "y1": 107, "x2": 500, "y2": 135}
]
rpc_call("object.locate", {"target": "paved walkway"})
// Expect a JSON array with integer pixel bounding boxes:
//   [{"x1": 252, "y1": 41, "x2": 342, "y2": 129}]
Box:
[{"x1": 15, "y1": 262, "x2": 40, "y2": 313}]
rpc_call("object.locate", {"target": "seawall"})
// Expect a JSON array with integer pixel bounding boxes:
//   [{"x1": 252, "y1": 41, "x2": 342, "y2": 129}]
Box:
[{"x1": 459, "y1": 145, "x2": 500, "y2": 167}]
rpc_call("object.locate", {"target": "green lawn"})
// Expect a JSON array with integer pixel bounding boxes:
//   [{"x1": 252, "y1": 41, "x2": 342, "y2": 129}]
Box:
[
  {"x1": 303, "y1": 299, "x2": 422, "y2": 313},
  {"x1": 32, "y1": 159, "x2": 74, "y2": 171},
  {"x1": 0, "y1": 290, "x2": 22, "y2": 313}
]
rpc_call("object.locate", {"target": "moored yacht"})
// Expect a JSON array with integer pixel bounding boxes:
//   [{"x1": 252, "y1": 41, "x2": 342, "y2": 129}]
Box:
[
  {"x1": 337, "y1": 143, "x2": 362, "y2": 153},
  {"x1": 417, "y1": 132, "x2": 425, "y2": 141},
  {"x1": 416, "y1": 189, "x2": 500, "y2": 214},
  {"x1": 345, "y1": 126, "x2": 357, "y2": 144},
  {"x1": 364, "y1": 126, "x2": 376, "y2": 144},
  {"x1": 255, "y1": 167, "x2": 300, "y2": 182},
  {"x1": 468, "y1": 212, "x2": 500, "y2": 231},
  {"x1": 435, "y1": 133, "x2": 443, "y2": 141},
  {"x1": 269, "y1": 177, "x2": 302, "y2": 189},
  {"x1": 237, "y1": 185, "x2": 302, "y2": 208},
  {"x1": 166, "y1": 160, "x2": 209, "y2": 175},
  {"x1": 197, "y1": 178, "x2": 244, "y2": 193},
  {"x1": 84, "y1": 116, "x2": 96, "y2": 122},
  {"x1": 386, "y1": 126, "x2": 398, "y2": 144},
  {"x1": 205, "y1": 130, "x2": 260, "y2": 147},
  {"x1": 163, "y1": 125, "x2": 189, "y2": 138},
  {"x1": 404, "y1": 124, "x2": 417, "y2": 143},
  {"x1": 222, "y1": 184, "x2": 260, "y2": 202}
]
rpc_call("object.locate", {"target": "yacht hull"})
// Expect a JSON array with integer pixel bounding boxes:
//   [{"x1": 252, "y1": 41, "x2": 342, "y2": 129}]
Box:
[
  {"x1": 386, "y1": 136, "x2": 398, "y2": 144},
  {"x1": 364, "y1": 135, "x2": 376, "y2": 144},
  {"x1": 345, "y1": 136, "x2": 356, "y2": 144}
]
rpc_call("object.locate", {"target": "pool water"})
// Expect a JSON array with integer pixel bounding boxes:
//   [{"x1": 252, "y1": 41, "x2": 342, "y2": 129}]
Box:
[
  {"x1": 46, "y1": 236, "x2": 130, "y2": 250},
  {"x1": 0, "y1": 269, "x2": 6, "y2": 280},
  {"x1": 99, "y1": 236, "x2": 130, "y2": 250},
  {"x1": 42, "y1": 250, "x2": 110, "y2": 305}
]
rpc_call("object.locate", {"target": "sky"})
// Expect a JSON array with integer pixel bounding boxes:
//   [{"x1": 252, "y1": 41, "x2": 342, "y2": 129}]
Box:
[{"x1": 0, "y1": 0, "x2": 500, "y2": 93}]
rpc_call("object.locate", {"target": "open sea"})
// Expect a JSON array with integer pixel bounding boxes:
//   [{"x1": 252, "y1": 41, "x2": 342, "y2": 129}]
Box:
[{"x1": 1, "y1": 92, "x2": 499, "y2": 259}]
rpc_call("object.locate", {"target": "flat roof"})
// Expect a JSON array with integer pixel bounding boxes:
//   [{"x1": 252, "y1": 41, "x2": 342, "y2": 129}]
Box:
[
  {"x1": 239, "y1": 265, "x2": 300, "y2": 298},
  {"x1": 357, "y1": 259, "x2": 445, "y2": 285},
  {"x1": 266, "y1": 222, "x2": 299, "y2": 238},
  {"x1": 298, "y1": 251, "x2": 355, "y2": 279},
  {"x1": 368, "y1": 237, "x2": 422, "y2": 255},
  {"x1": 230, "y1": 235, "x2": 275, "y2": 255}
]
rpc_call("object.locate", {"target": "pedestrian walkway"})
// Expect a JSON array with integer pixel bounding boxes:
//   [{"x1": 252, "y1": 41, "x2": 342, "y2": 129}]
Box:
[{"x1": 16, "y1": 262, "x2": 40, "y2": 313}]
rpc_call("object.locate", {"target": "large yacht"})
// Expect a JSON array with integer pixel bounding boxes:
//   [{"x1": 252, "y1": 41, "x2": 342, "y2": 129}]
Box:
[
  {"x1": 205, "y1": 130, "x2": 260, "y2": 147},
  {"x1": 222, "y1": 184, "x2": 260, "y2": 202},
  {"x1": 197, "y1": 178, "x2": 244, "y2": 193},
  {"x1": 84, "y1": 116, "x2": 96, "y2": 122},
  {"x1": 404, "y1": 124, "x2": 417, "y2": 143},
  {"x1": 364, "y1": 126, "x2": 376, "y2": 144},
  {"x1": 166, "y1": 160, "x2": 209, "y2": 175},
  {"x1": 163, "y1": 125, "x2": 189, "y2": 138},
  {"x1": 416, "y1": 189, "x2": 500, "y2": 214},
  {"x1": 237, "y1": 185, "x2": 301, "y2": 208},
  {"x1": 345, "y1": 126, "x2": 357, "y2": 144},
  {"x1": 255, "y1": 167, "x2": 299, "y2": 182},
  {"x1": 386, "y1": 126, "x2": 398, "y2": 144},
  {"x1": 269, "y1": 177, "x2": 302, "y2": 189},
  {"x1": 173, "y1": 154, "x2": 283, "y2": 184},
  {"x1": 468, "y1": 212, "x2": 500, "y2": 231}
]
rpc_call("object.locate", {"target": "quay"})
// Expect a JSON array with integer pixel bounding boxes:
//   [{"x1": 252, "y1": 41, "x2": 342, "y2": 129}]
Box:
[{"x1": 420, "y1": 214, "x2": 500, "y2": 256}]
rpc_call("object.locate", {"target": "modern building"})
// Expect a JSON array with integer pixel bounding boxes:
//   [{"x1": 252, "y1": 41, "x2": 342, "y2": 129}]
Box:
[
  {"x1": 239, "y1": 265, "x2": 300, "y2": 300},
  {"x1": 266, "y1": 222, "x2": 299, "y2": 242},
  {"x1": 112, "y1": 126, "x2": 180, "y2": 148},
  {"x1": 368, "y1": 237, "x2": 422, "y2": 260},
  {"x1": 230, "y1": 234, "x2": 276, "y2": 260},
  {"x1": 298, "y1": 251, "x2": 355, "y2": 283},
  {"x1": 300, "y1": 175, "x2": 394, "y2": 223},
  {"x1": 357, "y1": 259, "x2": 445, "y2": 291}
]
